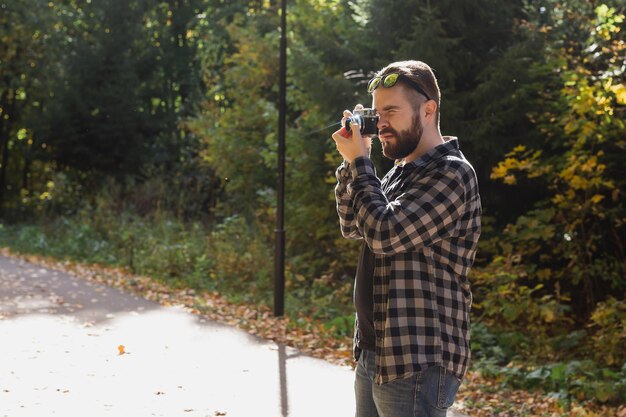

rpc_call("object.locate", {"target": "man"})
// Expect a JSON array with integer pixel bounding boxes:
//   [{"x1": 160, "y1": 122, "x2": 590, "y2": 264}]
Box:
[{"x1": 332, "y1": 60, "x2": 481, "y2": 417}]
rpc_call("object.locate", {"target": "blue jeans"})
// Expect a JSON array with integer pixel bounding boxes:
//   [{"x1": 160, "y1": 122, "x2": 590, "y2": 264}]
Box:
[{"x1": 355, "y1": 350, "x2": 461, "y2": 417}]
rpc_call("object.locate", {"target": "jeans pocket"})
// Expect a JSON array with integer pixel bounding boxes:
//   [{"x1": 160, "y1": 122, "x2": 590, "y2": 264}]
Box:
[{"x1": 436, "y1": 367, "x2": 461, "y2": 409}]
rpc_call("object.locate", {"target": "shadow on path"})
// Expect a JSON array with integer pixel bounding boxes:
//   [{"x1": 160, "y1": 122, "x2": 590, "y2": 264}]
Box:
[
  {"x1": 0, "y1": 255, "x2": 157, "y2": 325},
  {"x1": 0, "y1": 254, "x2": 355, "y2": 417}
]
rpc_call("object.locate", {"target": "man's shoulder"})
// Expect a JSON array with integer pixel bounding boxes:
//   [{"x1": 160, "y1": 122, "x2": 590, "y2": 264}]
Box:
[{"x1": 426, "y1": 151, "x2": 475, "y2": 175}]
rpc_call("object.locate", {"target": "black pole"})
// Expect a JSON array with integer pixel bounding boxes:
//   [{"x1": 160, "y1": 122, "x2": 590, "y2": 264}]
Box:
[{"x1": 274, "y1": 0, "x2": 287, "y2": 317}]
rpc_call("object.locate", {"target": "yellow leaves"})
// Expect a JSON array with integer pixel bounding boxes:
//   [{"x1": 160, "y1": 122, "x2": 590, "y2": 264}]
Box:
[
  {"x1": 558, "y1": 153, "x2": 611, "y2": 196},
  {"x1": 118, "y1": 345, "x2": 126, "y2": 355},
  {"x1": 540, "y1": 306, "x2": 556, "y2": 323},
  {"x1": 490, "y1": 158, "x2": 518, "y2": 180},
  {"x1": 594, "y1": 5, "x2": 624, "y2": 40},
  {"x1": 490, "y1": 147, "x2": 545, "y2": 184},
  {"x1": 581, "y1": 122, "x2": 597, "y2": 138},
  {"x1": 610, "y1": 83, "x2": 626, "y2": 105},
  {"x1": 503, "y1": 175, "x2": 517, "y2": 185},
  {"x1": 563, "y1": 118, "x2": 579, "y2": 135},
  {"x1": 569, "y1": 174, "x2": 588, "y2": 190},
  {"x1": 590, "y1": 194, "x2": 605, "y2": 204},
  {"x1": 552, "y1": 193, "x2": 565, "y2": 205}
]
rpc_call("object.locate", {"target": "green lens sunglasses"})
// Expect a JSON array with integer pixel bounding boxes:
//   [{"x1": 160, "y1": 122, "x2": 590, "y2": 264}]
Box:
[{"x1": 367, "y1": 73, "x2": 432, "y2": 101}]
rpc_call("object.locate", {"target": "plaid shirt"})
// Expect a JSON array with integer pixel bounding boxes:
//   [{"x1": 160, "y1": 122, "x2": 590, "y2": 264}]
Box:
[{"x1": 335, "y1": 137, "x2": 481, "y2": 385}]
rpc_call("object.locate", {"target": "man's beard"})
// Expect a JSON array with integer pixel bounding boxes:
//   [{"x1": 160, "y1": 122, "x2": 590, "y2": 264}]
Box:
[{"x1": 379, "y1": 113, "x2": 423, "y2": 160}]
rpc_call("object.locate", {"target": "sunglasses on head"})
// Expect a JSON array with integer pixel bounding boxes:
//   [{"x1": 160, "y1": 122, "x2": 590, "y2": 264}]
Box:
[{"x1": 367, "y1": 73, "x2": 432, "y2": 101}]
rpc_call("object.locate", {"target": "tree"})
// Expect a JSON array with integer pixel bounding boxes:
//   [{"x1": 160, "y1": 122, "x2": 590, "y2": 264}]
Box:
[
  {"x1": 44, "y1": 0, "x2": 159, "y2": 176},
  {"x1": 0, "y1": 0, "x2": 60, "y2": 215}
]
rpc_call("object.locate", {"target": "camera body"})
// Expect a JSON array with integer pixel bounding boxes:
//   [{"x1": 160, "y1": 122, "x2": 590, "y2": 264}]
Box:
[{"x1": 344, "y1": 108, "x2": 379, "y2": 136}]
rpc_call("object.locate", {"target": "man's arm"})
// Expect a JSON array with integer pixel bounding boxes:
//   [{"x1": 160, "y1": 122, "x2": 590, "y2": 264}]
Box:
[
  {"x1": 347, "y1": 156, "x2": 470, "y2": 254},
  {"x1": 331, "y1": 106, "x2": 374, "y2": 240},
  {"x1": 335, "y1": 161, "x2": 363, "y2": 240}
]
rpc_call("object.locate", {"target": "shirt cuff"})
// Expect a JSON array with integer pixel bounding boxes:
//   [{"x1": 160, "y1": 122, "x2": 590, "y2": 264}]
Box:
[
  {"x1": 336, "y1": 160, "x2": 351, "y2": 179},
  {"x1": 335, "y1": 161, "x2": 353, "y2": 196},
  {"x1": 349, "y1": 156, "x2": 376, "y2": 179}
]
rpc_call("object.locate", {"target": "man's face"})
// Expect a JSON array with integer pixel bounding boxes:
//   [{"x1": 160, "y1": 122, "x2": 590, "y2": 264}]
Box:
[{"x1": 372, "y1": 85, "x2": 423, "y2": 160}]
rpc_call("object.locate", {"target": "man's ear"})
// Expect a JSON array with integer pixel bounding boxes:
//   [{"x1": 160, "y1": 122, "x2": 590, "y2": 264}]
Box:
[{"x1": 423, "y1": 100, "x2": 438, "y2": 123}]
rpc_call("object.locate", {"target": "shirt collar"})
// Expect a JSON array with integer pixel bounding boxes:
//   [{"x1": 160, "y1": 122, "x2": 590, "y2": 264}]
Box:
[{"x1": 397, "y1": 136, "x2": 459, "y2": 169}]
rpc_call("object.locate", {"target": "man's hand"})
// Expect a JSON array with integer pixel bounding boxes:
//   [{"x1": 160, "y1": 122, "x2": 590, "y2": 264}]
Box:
[{"x1": 331, "y1": 105, "x2": 372, "y2": 163}]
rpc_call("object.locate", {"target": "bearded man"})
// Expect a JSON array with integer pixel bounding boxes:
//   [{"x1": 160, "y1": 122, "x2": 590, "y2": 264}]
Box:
[{"x1": 332, "y1": 60, "x2": 482, "y2": 417}]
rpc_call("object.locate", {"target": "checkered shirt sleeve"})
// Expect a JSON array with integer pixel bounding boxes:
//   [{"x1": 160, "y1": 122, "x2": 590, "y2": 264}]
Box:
[
  {"x1": 335, "y1": 160, "x2": 366, "y2": 240},
  {"x1": 347, "y1": 156, "x2": 466, "y2": 254}
]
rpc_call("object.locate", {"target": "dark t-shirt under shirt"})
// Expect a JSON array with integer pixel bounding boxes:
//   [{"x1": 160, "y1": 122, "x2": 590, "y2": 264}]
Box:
[{"x1": 354, "y1": 241, "x2": 375, "y2": 351}]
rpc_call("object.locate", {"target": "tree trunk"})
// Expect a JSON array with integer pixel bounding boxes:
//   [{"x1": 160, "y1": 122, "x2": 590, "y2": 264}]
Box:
[{"x1": 22, "y1": 156, "x2": 30, "y2": 191}]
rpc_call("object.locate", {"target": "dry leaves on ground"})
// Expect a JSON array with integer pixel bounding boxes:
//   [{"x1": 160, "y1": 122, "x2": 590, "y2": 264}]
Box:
[{"x1": 2, "y1": 249, "x2": 622, "y2": 417}]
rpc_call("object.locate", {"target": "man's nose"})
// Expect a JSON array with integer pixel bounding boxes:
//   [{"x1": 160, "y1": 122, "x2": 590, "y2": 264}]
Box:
[{"x1": 377, "y1": 114, "x2": 388, "y2": 130}]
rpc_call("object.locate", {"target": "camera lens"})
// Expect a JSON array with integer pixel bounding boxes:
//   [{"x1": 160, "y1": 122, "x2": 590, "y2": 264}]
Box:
[
  {"x1": 344, "y1": 114, "x2": 362, "y2": 133},
  {"x1": 343, "y1": 109, "x2": 379, "y2": 136}
]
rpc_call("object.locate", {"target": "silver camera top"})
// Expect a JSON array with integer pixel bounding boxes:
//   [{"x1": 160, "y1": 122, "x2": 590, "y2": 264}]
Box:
[{"x1": 354, "y1": 108, "x2": 377, "y2": 117}]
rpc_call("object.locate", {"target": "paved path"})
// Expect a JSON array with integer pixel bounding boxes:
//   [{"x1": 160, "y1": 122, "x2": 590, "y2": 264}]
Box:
[
  {"x1": 0, "y1": 254, "x2": 356, "y2": 417},
  {"x1": 0, "y1": 254, "x2": 469, "y2": 417}
]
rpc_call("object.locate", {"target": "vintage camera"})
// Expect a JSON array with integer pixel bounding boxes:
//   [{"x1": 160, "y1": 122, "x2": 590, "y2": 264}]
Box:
[{"x1": 344, "y1": 108, "x2": 379, "y2": 136}]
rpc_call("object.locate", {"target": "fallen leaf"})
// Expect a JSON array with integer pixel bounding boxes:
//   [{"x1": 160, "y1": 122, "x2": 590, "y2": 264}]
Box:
[{"x1": 118, "y1": 345, "x2": 126, "y2": 355}]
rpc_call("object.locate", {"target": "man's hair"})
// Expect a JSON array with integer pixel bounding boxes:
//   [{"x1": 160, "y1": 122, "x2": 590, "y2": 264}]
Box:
[{"x1": 376, "y1": 60, "x2": 441, "y2": 125}]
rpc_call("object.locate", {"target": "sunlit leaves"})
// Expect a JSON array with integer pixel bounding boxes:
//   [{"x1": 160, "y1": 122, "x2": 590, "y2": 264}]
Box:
[
  {"x1": 490, "y1": 146, "x2": 547, "y2": 185},
  {"x1": 594, "y1": 4, "x2": 624, "y2": 41},
  {"x1": 610, "y1": 82, "x2": 626, "y2": 105}
]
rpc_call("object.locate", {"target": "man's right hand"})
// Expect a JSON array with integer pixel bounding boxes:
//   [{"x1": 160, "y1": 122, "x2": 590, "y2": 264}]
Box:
[{"x1": 331, "y1": 105, "x2": 372, "y2": 163}]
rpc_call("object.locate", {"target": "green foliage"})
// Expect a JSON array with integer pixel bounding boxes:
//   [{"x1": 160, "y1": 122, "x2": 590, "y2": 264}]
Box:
[
  {"x1": 519, "y1": 360, "x2": 626, "y2": 405},
  {"x1": 479, "y1": 0, "x2": 625, "y2": 358},
  {"x1": 208, "y1": 215, "x2": 273, "y2": 303},
  {"x1": 472, "y1": 323, "x2": 626, "y2": 404},
  {"x1": 0, "y1": 0, "x2": 61, "y2": 214},
  {"x1": 588, "y1": 296, "x2": 626, "y2": 367},
  {"x1": 188, "y1": 16, "x2": 278, "y2": 217},
  {"x1": 44, "y1": 0, "x2": 178, "y2": 175}
]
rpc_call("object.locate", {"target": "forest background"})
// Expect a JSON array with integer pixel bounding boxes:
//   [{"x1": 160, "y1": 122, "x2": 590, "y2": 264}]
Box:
[{"x1": 1, "y1": 0, "x2": 625, "y2": 413}]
